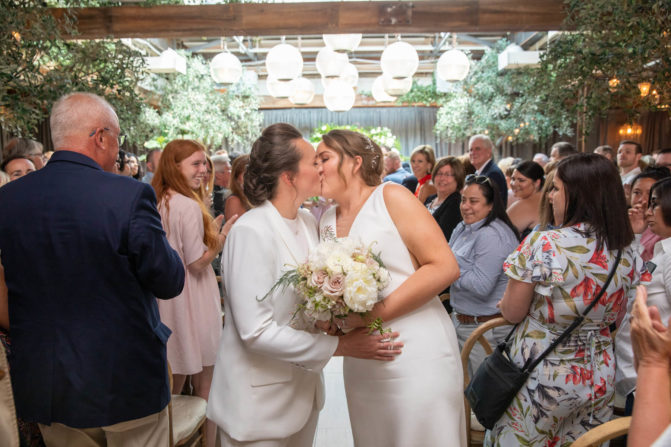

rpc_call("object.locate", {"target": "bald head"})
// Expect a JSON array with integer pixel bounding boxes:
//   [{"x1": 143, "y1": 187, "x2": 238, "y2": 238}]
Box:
[{"x1": 50, "y1": 93, "x2": 121, "y2": 172}]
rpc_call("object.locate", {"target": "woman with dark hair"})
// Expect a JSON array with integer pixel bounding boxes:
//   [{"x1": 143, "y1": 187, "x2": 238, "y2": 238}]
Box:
[
  {"x1": 506, "y1": 160, "x2": 544, "y2": 239},
  {"x1": 449, "y1": 174, "x2": 519, "y2": 375},
  {"x1": 489, "y1": 154, "x2": 650, "y2": 446},
  {"x1": 152, "y1": 139, "x2": 237, "y2": 446},
  {"x1": 317, "y1": 129, "x2": 464, "y2": 446},
  {"x1": 224, "y1": 153, "x2": 252, "y2": 222},
  {"x1": 207, "y1": 124, "x2": 399, "y2": 447},
  {"x1": 424, "y1": 156, "x2": 464, "y2": 243},
  {"x1": 627, "y1": 167, "x2": 671, "y2": 261},
  {"x1": 127, "y1": 153, "x2": 142, "y2": 180},
  {"x1": 616, "y1": 176, "x2": 671, "y2": 415}
]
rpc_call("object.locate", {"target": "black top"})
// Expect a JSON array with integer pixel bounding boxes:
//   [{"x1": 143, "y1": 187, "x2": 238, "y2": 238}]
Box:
[{"x1": 425, "y1": 191, "x2": 463, "y2": 243}]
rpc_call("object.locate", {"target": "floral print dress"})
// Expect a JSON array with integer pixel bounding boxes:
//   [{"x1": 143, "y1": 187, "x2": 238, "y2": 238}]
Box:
[{"x1": 486, "y1": 224, "x2": 649, "y2": 447}]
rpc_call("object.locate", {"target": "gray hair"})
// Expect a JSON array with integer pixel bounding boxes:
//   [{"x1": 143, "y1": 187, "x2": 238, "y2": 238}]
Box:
[
  {"x1": 386, "y1": 148, "x2": 401, "y2": 161},
  {"x1": 50, "y1": 92, "x2": 116, "y2": 149},
  {"x1": 211, "y1": 154, "x2": 231, "y2": 166},
  {"x1": 468, "y1": 134, "x2": 494, "y2": 151}
]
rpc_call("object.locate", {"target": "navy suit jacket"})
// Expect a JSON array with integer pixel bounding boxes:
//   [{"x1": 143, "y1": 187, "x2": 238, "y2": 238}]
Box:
[
  {"x1": 480, "y1": 159, "x2": 508, "y2": 205},
  {"x1": 0, "y1": 151, "x2": 185, "y2": 427}
]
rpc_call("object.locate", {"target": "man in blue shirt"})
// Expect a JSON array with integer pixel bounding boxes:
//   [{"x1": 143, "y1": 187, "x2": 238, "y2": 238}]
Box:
[{"x1": 383, "y1": 148, "x2": 411, "y2": 184}]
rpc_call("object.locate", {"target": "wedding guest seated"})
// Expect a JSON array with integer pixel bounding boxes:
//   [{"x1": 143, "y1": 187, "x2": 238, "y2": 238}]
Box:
[
  {"x1": 468, "y1": 134, "x2": 508, "y2": 205},
  {"x1": 628, "y1": 168, "x2": 671, "y2": 261},
  {"x1": 383, "y1": 148, "x2": 411, "y2": 184},
  {"x1": 211, "y1": 154, "x2": 232, "y2": 218},
  {"x1": 627, "y1": 286, "x2": 671, "y2": 447},
  {"x1": 506, "y1": 160, "x2": 544, "y2": 239},
  {"x1": 224, "y1": 154, "x2": 252, "y2": 222},
  {"x1": 616, "y1": 177, "x2": 671, "y2": 415},
  {"x1": 2, "y1": 137, "x2": 45, "y2": 170},
  {"x1": 497, "y1": 157, "x2": 519, "y2": 207},
  {"x1": 424, "y1": 157, "x2": 464, "y2": 243},
  {"x1": 1, "y1": 156, "x2": 35, "y2": 182},
  {"x1": 655, "y1": 147, "x2": 671, "y2": 171},
  {"x1": 491, "y1": 153, "x2": 647, "y2": 445},
  {"x1": 449, "y1": 174, "x2": 519, "y2": 375}
]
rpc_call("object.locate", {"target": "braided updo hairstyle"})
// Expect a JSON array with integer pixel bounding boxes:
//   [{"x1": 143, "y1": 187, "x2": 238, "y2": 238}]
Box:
[
  {"x1": 321, "y1": 129, "x2": 383, "y2": 186},
  {"x1": 244, "y1": 123, "x2": 303, "y2": 206}
]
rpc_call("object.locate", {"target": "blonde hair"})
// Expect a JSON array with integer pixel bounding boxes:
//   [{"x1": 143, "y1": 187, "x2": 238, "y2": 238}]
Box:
[{"x1": 410, "y1": 144, "x2": 436, "y2": 175}]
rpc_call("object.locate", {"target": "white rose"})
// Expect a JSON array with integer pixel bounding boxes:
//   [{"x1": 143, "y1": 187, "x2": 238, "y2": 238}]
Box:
[{"x1": 343, "y1": 272, "x2": 379, "y2": 313}]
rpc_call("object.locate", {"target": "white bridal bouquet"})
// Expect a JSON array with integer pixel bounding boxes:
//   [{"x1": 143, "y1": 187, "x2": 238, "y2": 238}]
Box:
[{"x1": 263, "y1": 237, "x2": 391, "y2": 334}]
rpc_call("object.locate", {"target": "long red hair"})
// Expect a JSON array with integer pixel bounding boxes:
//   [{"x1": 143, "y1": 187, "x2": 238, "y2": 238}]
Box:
[{"x1": 152, "y1": 139, "x2": 218, "y2": 250}]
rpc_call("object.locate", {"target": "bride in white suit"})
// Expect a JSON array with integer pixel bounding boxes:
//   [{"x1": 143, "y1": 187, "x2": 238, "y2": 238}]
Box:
[
  {"x1": 207, "y1": 123, "x2": 402, "y2": 447},
  {"x1": 317, "y1": 129, "x2": 466, "y2": 447}
]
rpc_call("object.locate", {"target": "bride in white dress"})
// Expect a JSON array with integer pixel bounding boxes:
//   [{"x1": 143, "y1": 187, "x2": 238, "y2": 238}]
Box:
[{"x1": 317, "y1": 130, "x2": 466, "y2": 447}]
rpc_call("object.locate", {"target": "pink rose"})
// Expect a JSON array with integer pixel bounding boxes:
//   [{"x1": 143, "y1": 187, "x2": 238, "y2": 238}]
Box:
[
  {"x1": 322, "y1": 273, "x2": 345, "y2": 296},
  {"x1": 308, "y1": 270, "x2": 328, "y2": 288}
]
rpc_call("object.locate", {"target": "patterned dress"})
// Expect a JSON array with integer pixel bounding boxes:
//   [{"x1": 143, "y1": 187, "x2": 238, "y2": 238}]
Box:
[{"x1": 486, "y1": 224, "x2": 650, "y2": 446}]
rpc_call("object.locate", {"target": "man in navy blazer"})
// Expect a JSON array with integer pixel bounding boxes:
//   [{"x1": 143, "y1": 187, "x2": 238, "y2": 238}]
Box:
[
  {"x1": 468, "y1": 134, "x2": 508, "y2": 205},
  {"x1": 0, "y1": 92, "x2": 185, "y2": 446}
]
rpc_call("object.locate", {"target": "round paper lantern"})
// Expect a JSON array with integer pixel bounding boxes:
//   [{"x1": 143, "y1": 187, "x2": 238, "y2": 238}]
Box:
[
  {"x1": 289, "y1": 77, "x2": 315, "y2": 105},
  {"x1": 316, "y1": 47, "x2": 348, "y2": 78},
  {"x1": 210, "y1": 52, "x2": 242, "y2": 84},
  {"x1": 265, "y1": 43, "x2": 303, "y2": 81},
  {"x1": 383, "y1": 75, "x2": 412, "y2": 96},
  {"x1": 323, "y1": 34, "x2": 362, "y2": 52},
  {"x1": 436, "y1": 49, "x2": 470, "y2": 82},
  {"x1": 266, "y1": 76, "x2": 293, "y2": 99},
  {"x1": 323, "y1": 79, "x2": 355, "y2": 112},
  {"x1": 372, "y1": 76, "x2": 396, "y2": 102},
  {"x1": 340, "y1": 63, "x2": 359, "y2": 88},
  {"x1": 381, "y1": 41, "x2": 419, "y2": 79}
]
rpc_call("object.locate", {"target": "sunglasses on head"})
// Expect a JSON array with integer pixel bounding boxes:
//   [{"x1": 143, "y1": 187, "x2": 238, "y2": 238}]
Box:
[{"x1": 465, "y1": 174, "x2": 492, "y2": 186}]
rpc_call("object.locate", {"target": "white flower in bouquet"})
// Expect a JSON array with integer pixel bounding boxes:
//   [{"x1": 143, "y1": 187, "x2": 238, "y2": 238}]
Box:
[{"x1": 262, "y1": 237, "x2": 392, "y2": 335}]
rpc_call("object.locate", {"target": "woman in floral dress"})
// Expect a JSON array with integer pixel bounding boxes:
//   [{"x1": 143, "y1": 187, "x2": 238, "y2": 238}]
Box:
[{"x1": 488, "y1": 154, "x2": 650, "y2": 446}]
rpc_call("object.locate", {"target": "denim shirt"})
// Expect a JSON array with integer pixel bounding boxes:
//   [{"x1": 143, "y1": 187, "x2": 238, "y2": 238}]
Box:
[{"x1": 448, "y1": 217, "x2": 519, "y2": 316}]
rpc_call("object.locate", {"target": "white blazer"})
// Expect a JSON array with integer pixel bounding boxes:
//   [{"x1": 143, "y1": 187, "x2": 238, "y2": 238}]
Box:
[{"x1": 207, "y1": 201, "x2": 338, "y2": 442}]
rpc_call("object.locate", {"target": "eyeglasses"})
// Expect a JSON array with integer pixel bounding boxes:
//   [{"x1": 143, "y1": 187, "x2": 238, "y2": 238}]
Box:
[
  {"x1": 465, "y1": 174, "x2": 492, "y2": 185},
  {"x1": 89, "y1": 127, "x2": 126, "y2": 146},
  {"x1": 434, "y1": 172, "x2": 455, "y2": 178}
]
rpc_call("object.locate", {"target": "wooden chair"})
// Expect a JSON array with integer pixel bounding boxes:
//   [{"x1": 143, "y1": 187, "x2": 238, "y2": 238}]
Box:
[
  {"x1": 460, "y1": 317, "x2": 512, "y2": 447},
  {"x1": 167, "y1": 364, "x2": 208, "y2": 447},
  {"x1": 571, "y1": 417, "x2": 631, "y2": 447}
]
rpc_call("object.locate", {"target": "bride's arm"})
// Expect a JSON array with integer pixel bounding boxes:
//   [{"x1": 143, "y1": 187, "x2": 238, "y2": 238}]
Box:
[{"x1": 368, "y1": 183, "x2": 459, "y2": 323}]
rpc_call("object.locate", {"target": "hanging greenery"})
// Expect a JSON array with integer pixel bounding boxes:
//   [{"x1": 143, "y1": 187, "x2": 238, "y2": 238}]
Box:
[
  {"x1": 536, "y1": 0, "x2": 671, "y2": 129},
  {"x1": 1, "y1": 0, "x2": 147, "y2": 141},
  {"x1": 139, "y1": 52, "x2": 262, "y2": 152},
  {"x1": 434, "y1": 40, "x2": 573, "y2": 143},
  {"x1": 310, "y1": 123, "x2": 402, "y2": 151}
]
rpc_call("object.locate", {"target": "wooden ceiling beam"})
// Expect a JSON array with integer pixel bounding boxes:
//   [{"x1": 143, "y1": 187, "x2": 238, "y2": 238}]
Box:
[{"x1": 49, "y1": 1, "x2": 568, "y2": 40}]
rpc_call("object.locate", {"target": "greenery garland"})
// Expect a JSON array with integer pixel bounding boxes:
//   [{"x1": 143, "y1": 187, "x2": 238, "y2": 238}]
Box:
[{"x1": 310, "y1": 124, "x2": 402, "y2": 151}]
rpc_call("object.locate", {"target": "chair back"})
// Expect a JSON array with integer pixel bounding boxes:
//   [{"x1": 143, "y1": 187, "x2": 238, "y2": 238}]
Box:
[
  {"x1": 461, "y1": 317, "x2": 512, "y2": 447},
  {"x1": 571, "y1": 416, "x2": 631, "y2": 447}
]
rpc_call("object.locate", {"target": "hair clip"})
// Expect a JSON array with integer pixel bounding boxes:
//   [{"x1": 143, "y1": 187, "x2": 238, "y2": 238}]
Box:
[{"x1": 365, "y1": 138, "x2": 375, "y2": 152}]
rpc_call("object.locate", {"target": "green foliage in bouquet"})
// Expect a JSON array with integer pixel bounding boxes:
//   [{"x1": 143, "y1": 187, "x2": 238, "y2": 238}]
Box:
[{"x1": 310, "y1": 123, "x2": 401, "y2": 151}]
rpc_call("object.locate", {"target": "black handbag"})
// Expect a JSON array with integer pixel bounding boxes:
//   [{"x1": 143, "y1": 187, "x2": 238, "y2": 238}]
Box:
[{"x1": 464, "y1": 249, "x2": 623, "y2": 430}]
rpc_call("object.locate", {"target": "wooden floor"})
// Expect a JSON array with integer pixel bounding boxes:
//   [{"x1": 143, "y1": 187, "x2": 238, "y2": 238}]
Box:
[{"x1": 315, "y1": 357, "x2": 354, "y2": 447}]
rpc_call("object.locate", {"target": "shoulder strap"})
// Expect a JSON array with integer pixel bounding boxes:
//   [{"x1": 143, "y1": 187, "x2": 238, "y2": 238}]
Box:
[{"x1": 522, "y1": 248, "x2": 623, "y2": 373}]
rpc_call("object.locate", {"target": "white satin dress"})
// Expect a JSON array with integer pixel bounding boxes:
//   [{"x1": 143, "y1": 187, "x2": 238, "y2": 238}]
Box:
[{"x1": 320, "y1": 183, "x2": 466, "y2": 447}]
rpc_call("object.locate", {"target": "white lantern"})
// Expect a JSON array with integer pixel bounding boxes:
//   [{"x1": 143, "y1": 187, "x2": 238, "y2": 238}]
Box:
[
  {"x1": 436, "y1": 49, "x2": 470, "y2": 82},
  {"x1": 383, "y1": 75, "x2": 412, "y2": 96},
  {"x1": 265, "y1": 43, "x2": 303, "y2": 81},
  {"x1": 316, "y1": 47, "x2": 348, "y2": 78},
  {"x1": 380, "y1": 41, "x2": 419, "y2": 79},
  {"x1": 323, "y1": 34, "x2": 362, "y2": 52},
  {"x1": 266, "y1": 76, "x2": 293, "y2": 99},
  {"x1": 289, "y1": 77, "x2": 315, "y2": 105},
  {"x1": 372, "y1": 76, "x2": 396, "y2": 103},
  {"x1": 210, "y1": 52, "x2": 242, "y2": 84},
  {"x1": 339, "y1": 63, "x2": 359, "y2": 88},
  {"x1": 323, "y1": 79, "x2": 355, "y2": 112}
]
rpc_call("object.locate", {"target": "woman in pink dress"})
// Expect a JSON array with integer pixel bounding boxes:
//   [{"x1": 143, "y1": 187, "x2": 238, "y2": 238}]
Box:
[{"x1": 152, "y1": 139, "x2": 237, "y2": 446}]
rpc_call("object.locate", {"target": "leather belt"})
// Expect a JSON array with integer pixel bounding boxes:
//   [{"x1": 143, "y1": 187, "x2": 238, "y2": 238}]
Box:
[{"x1": 455, "y1": 313, "x2": 502, "y2": 325}]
